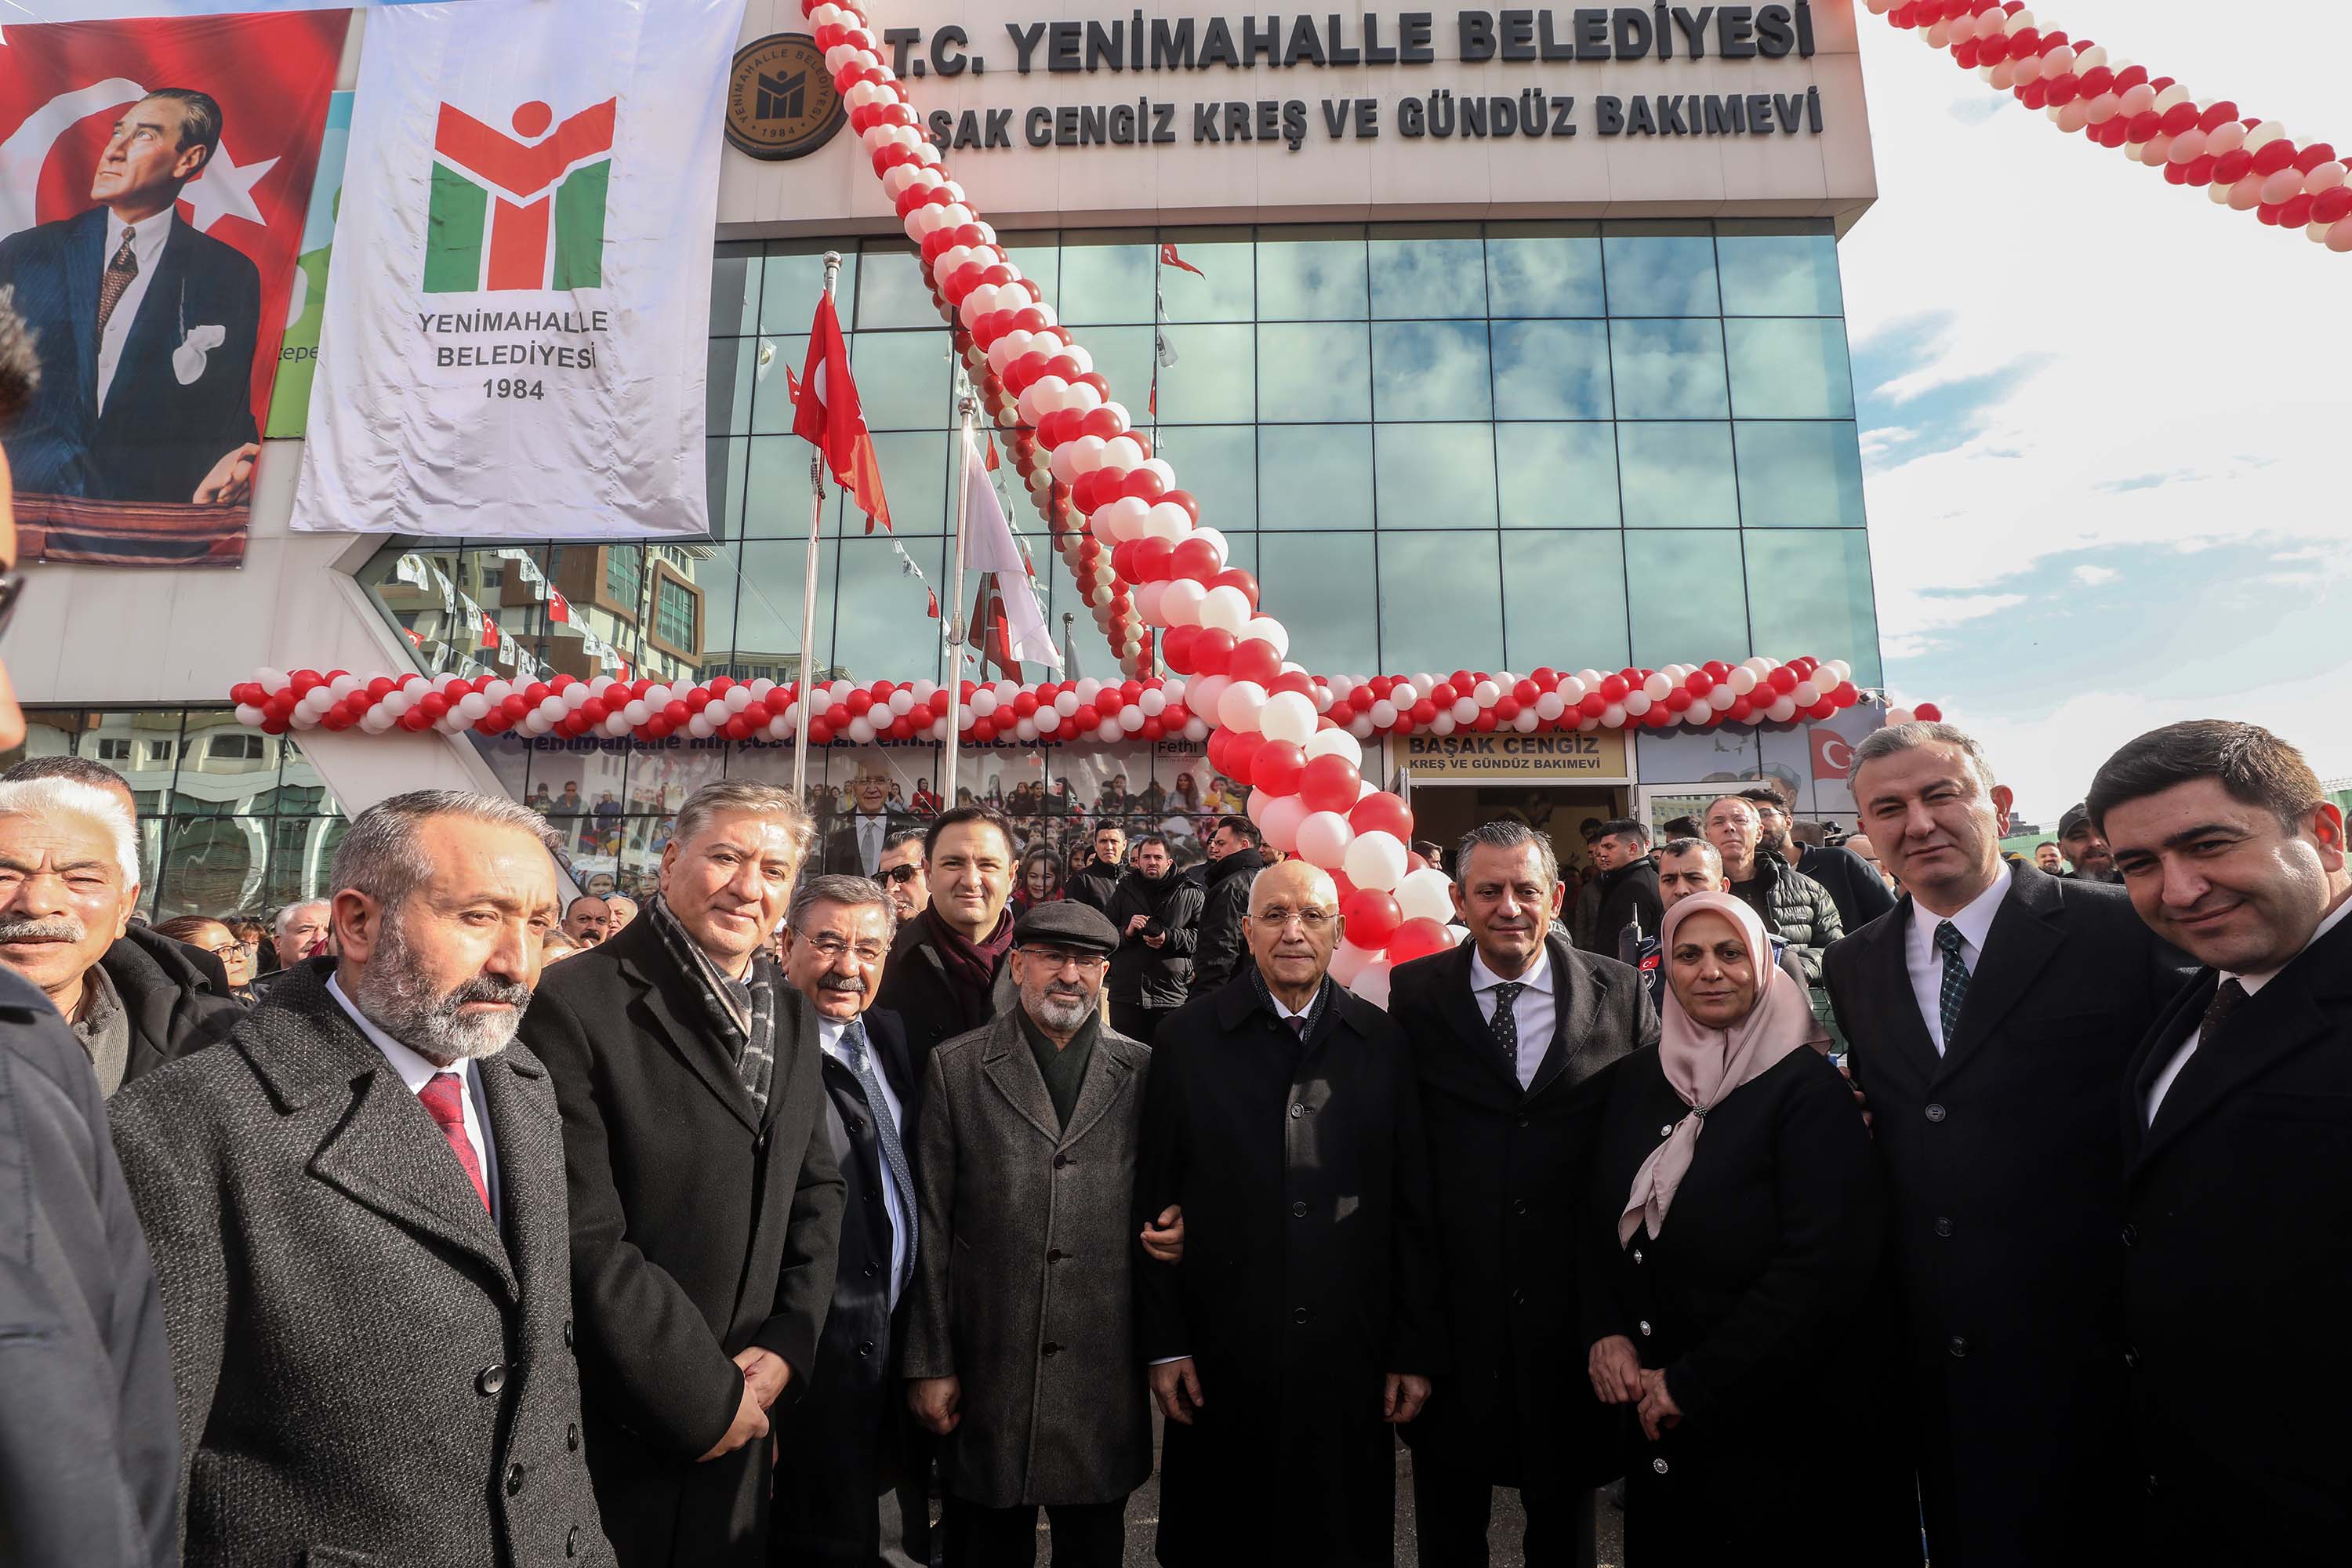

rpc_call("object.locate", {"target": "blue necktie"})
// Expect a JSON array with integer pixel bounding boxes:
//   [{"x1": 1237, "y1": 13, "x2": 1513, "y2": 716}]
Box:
[
  {"x1": 1935, "y1": 920, "x2": 1970, "y2": 1049},
  {"x1": 843, "y1": 1018, "x2": 916, "y2": 1287}
]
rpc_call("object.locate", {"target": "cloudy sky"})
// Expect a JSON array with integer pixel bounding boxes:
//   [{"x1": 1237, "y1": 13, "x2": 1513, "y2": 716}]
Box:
[{"x1": 1841, "y1": 1, "x2": 2352, "y2": 822}]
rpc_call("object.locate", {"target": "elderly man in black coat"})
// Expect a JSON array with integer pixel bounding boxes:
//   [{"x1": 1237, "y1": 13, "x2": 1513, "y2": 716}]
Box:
[
  {"x1": 1389, "y1": 821, "x2": 1658, "y2": 1566},
  {"x1": 522, "y1": 780, "x2": 845, "y2": 1568},
  {"x1": 1137, "y1": 857, "x2": 1444, "y2": 1566},
  {"x1": 1825, "y1": 724, "x2": 2194, "y2": 1568},
  {"x1": 772, "y1": 872, "x2": 925, "y2": 1567},
  {"x1": 109, "y1": 790, "x2": 612, "y2": 1566},
  {"x1": 2090, "y1": 721, "x2": 2352, "y2": 1563}
]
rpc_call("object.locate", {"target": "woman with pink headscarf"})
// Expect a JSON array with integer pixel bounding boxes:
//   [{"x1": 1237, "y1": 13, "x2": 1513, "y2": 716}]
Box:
[{"x1": 1581, "y1": 891, "x2": 1916, "y2": 1566}]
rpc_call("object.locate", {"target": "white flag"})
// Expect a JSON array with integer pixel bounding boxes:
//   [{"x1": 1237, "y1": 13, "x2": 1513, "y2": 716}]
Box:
[
  {"x1": 960, "y1": 439, "x2": 1060, "y2": 670},
  {"x1": 292, "y1": 0, "x2": 745, "y2": 538}
]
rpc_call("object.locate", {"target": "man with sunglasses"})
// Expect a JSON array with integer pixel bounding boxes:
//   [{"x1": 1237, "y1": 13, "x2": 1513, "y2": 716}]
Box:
[
  {"x1": 874, "y1": 828, "x2": 930, "y2": 923},
  {"x1": 1137, "y1": 858, "x2": 1443, "y2": 1566},
  {"x1": 903, "y1": 899, "x2": 1155, "y2": 1566}
]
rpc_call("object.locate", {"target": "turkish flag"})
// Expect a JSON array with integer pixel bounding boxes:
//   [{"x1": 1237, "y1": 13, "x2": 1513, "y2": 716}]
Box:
[
  {"x1": 1810, "y1": 726, "x2": 1857, "y2": 782},
  {"x1": 793, "y1": 290, "x2": 893, "y2": 534},
  {"x1": 0, "y1": 11, "x2": 346, "y2": 441}
]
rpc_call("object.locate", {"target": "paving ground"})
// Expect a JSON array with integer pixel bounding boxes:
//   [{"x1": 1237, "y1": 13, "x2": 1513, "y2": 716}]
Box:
[{"x1": 1004, "y1": 1413, "x2": 1629, "y2": 1566}]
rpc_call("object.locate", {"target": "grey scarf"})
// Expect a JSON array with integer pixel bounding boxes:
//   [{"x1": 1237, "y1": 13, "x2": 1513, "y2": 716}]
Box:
[{"x1": 645, "y1": 893, "x2": 780, "y2": 1113}]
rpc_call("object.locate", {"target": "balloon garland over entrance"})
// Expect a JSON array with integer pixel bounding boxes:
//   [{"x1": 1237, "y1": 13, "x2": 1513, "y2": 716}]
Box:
[{"x1": 1871, "y1": 2, "x2": 2352, "y2": 249}]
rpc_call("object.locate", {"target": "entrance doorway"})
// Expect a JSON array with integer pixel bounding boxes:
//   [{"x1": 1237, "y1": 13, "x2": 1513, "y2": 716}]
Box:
[{"x1": 1406, "y1": 782, "x2": 1628, "y2": 876}]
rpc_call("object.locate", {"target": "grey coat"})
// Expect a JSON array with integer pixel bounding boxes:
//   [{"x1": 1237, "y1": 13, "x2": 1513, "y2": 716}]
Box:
[
  {"x1": 904, "y1": 1011, "x2": 1153, "y2": 1509},
  {"x1": 108, "y1": 964, "x2": 613, "y2": 1568}
]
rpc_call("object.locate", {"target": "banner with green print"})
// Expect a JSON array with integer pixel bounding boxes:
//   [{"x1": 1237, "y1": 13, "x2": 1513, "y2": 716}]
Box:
[
  {"x1": 292, "y1": 0, "x2": 742, "y2": 539},
  {"x1": 266, "y1": 90, "x2": 351, "y2": 440}
]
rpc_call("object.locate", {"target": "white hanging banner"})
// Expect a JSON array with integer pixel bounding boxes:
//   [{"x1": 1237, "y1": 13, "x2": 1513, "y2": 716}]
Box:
[{"x1": 292, "y1": 0, "x2": 744, "y2": 538}]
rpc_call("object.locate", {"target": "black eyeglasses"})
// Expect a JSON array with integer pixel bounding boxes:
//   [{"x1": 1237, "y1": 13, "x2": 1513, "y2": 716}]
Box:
[
  {"x1": 0, "y1": 573, "x2": 24, "y2": 641},
  {"x1": 879, "y1": 863, "x2": 921, "y2": 886}
]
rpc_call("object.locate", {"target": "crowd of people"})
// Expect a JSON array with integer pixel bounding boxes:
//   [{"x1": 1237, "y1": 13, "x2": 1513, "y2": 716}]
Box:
[{"x1": 7, "y1": 305, "x2": 2350, "y2": 1568}]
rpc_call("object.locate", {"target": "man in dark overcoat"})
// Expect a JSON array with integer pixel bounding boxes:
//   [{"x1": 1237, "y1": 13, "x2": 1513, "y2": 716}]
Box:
[
  {"x1": 2091, "y1": 720, "x2": 2352, "y2": 1563},
  {"x1": 1389, "y1": 822, "x2": 1657, "y2": 1566},
  {"x1": 772, "y1": 873, "x2": 926, "y2": 1566},
  {"x1": 1137, "y1": 858, "x2": 1444, "y2": 1566},
  {"x1": 905, "y1": 899, "x2": 1153, "y2": 1566},
  {"x1": 522, "y1": 780, "x2": 844, "y2": 1568},
  {"x1": 108, "y1": 791, "x2": 612, "y2": 1566},
  {"x1": 1825, "y1": 723, "x2": 2192, "y2": 1568}
]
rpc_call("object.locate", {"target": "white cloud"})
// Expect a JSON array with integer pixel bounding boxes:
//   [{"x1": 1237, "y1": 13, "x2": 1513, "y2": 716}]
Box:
[{"x1": 1846, "y1": 2, "x2": 2352, "y2": 788}]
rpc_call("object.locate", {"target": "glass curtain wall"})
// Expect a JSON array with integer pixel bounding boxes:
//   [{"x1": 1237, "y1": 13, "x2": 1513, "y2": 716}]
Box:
[{"x1": 0, "y1": 710, "x2": 347, "y2": 918}]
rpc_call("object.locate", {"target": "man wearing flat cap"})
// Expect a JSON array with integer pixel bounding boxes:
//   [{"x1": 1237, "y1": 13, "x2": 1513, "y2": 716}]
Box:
[{"x1": 902, "y1": 899, "x2": 1159, "y2": 1566}]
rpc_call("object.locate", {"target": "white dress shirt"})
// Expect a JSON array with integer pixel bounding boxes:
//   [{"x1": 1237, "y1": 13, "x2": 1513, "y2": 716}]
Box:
[
  {"x1": 327, "y1": 974, "x2": 500, "y2": 1222},
  {"x1": 1904, "y1": 862, "x2": 2013, "y2": 1056},
  {"x1": 2145, "y1": 894, "x2": 2352, "y2": 1124},
  {"x1": 818, "y1": 1012, "x2": 913, "y2": 1308},
  {"x1": 1471, "y1": 942, "x2": 1555, "y2": 1090},
  {"x1": 96, "y1": 208, "x2": 175, "y2": 414}
]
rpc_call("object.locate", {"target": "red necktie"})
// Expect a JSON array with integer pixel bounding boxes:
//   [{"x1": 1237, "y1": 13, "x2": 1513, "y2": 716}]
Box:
[{"x1": 419, "y1": 1072, "x2": 490, "y2": 1214}]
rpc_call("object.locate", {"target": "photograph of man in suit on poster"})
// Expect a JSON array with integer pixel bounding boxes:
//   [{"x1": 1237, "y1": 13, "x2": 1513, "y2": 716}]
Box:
[{"x1": 0, "y1": 88, "x2": 260, "y2": 506}]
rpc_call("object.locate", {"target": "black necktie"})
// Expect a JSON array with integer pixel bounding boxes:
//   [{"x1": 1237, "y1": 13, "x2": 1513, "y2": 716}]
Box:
[
  {"x1": 1490, "y1": 980, "x2": 1525, "y2": 1077},
  {"x1": 1934, "y1": 920, "x2": 1970, "y2": 1051},
  {"x1": 2200, "y1": 978, "x2": 2249, "y2": 1043}
]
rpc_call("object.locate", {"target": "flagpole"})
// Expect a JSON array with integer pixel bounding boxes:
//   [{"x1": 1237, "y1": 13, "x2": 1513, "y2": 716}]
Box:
[
  {"x1": 792, "y1": 251, "x2": 842, "y2": 804},
  {"x1": 942, "y1": 367, "x2": 976, "y2": 811}
]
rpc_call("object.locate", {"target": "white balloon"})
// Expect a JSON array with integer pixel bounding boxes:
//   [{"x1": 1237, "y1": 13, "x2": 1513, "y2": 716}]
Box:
[
  {"x1": 1160, "y1": 578, "x2": 1207, "y2": 627},
  {"x1": 1395, "y1": 868, "x2": 1455, "y2": 926},
  {"x1": 1343, "y1": 831, "x2": 1409, "y2": 893},
  {"x1": 1765, "y1": 697, "x2": 1798, "y2": 724},
  {"x1": 1369, "y1": 699, "x2": 1399, "y2": 728},
  {"x1": 1259, "y1": 793, "x2": 1310, "y2": 853},
  {"x1": 1244, "y1": 618, "x2": 1290, "y2": 660},
  {"x1": 1302, "y1": 728, "x2": 1363, "y2": 769},
  {"x1": 1350, "y1": 959, "x2": 1395, "y2": 1010},
  {"x1": 1258, "y1": 691, "x2": 1319, "y2": 746},
  {"x1": 1244, "y1": 782, "x2": 1275, "y2": 826},
  {"x1": 1198, "y1": 585, "x2": 1253, "y2": 634},
  {"x1": 1294, "y1": 811, "x2": 1355, "y2": 869},
  {"x1": 1143, "y1": 503, "x2": 1192, "y2": 543},
  {"x1": 1134, "y1": 582, "x2": 1168, "y2": 624},
  {"x1": 1327, "y1": 940, "x2": 1379, "y2": 988},
  {"x1": 1218, "y1": 678, "x2": 1269, "y2": 734}
]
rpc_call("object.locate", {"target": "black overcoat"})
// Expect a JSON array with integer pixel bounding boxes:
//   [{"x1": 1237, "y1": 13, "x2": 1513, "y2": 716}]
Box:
[
  {"x1": 1583, "y1": 1046, "x2": 1918, "y2": 1568},
  {"x1": 2122, "y1": 907, "x2": 2352, "y2": 1563},
  {"x1": 1386, "y1": 934, "x2": 1656, "y2": 1491},
  {"x1": 1823, "y1": 862, "x2": 2193, "y2": 1568},
  {"x1": 520, "y1": 916, "x2": 845, "y2": 1568},
  {"x1": 772, "y1": 1007, "x2": 919, "y2": 1563},
  {"x1": 1134, "y1": 976, "x2": 1444, "y2": 1566},
  {"x1": 872, "y1": 916, "x2": 1014, "y2": 1096}
]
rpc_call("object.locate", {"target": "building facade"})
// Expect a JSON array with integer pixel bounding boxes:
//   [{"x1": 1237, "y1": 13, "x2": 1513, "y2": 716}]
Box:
[{"x1": 5, "y1": 1, "x2": 1886, "y2": 913}]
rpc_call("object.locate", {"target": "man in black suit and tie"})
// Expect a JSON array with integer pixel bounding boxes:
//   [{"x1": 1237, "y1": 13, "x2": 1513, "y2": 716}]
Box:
[
  {"x1": 823, "y1": 763, "x2": 916, "y2": 878},
  {"x1": 521, "y1": 780, "x2": 846, "y2": 1567},
  {"x1": 773, "y1": 873, "x2": 926, "y2": 1566},
  {"x1": 1825, "y1": 721, "x2": 2193, "y2": 1568},
  {"x1": 1388, "y1": 820, "x2": 1658, "y2": 1566},
  {"x1": 2090, "y1": 720, "x2": 2352, "y2": 1563},
  {"x1": 0, "y1": 89, "x2": 260, "y2": 506}
]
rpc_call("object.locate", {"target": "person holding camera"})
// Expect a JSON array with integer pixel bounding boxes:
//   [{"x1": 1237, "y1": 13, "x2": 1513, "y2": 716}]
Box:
[{"x1": 1105, "y1": 833, "x2": 1203, "y2": 1044}]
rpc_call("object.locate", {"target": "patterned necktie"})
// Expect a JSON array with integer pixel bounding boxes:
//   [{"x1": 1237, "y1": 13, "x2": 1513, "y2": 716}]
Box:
[
  {"x1": 418, "y1": 1072, "x2": 490, "y2": 1214},
  {"x1": 1934, "y1": 921, "x2": 1970, "y2": 1050},
  {"x1": 2201, "y1": 978, "x2": 2249, "y2": 1041},
  {"x1": 843, "y1": 1019, "x2": 916, "y2": 1278},
  {"x1": 97, "y1": 228, "x2": 139, "y2": 335},
  {"x1": 1490, "y1": 980, "x2": 1526, "y2": 1077}
]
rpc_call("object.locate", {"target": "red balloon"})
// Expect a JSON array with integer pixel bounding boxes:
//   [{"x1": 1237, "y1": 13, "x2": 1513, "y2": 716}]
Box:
[
  {"x1": 1298, "y1": 753, "x2": 1362, "y2": 814},
  {"x1": 1339, "y1": 889, "x2": 1403, "y2": 949},
  {"x1": 1913, "y1": 702, "x2": 1944, "y2": 723},
  {"x1": 1120, "y1": 467, "x2": 1169, "y2": 503},
  {"x1": 1349, "y1": 791, "x2": 1413, "y2": 842},
  {"x1": 1190, "y1": 628, "x2": 1236, "y2": 677},
  {"x1": 1251, "y1": 740, "x2": 1308, "y2": 796},
  {"x1": 1598, "y1": 674, "x2": 1629, "y2": 702},
  {"x1": 1385, "y1": 918, "x2": 1454, "y2": 966},
  {"x1": 1210, "y1": 568, "x2": 1260, "y2": 610},
  {"x1": 1160, "y1": 623, "x2": 1201, "y2": 674},
  {"x1": 1227, "y1": 638, "x2": 1283, "y2": 686},
  {"x1": 1171, "y1": 537, "x2": 1221, "y2": 583},
  {"x1": 1224, "y1": 730, "x2": 1267, "y2": 784},
  {"x1": 1269, "y1": 671, "x2": 1316, "y2": 699},
  {"x1": 1133, "y1": 537, "x2": 1175, "y2": 582}
]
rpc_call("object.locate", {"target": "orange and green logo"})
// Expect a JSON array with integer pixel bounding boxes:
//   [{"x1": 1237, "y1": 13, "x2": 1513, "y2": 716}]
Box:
[{"x1": 426, "y1": 98, "x2": 617, "y2": 292}]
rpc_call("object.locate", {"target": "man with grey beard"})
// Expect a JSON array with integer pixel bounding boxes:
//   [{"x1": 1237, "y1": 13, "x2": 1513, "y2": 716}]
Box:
[
  {"x1": 108, "y1": 790, "x2": 614, "y2": 1566},
  {"x1": 904, "y1": 898, "x2": 1155, "y2": 1566}
]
